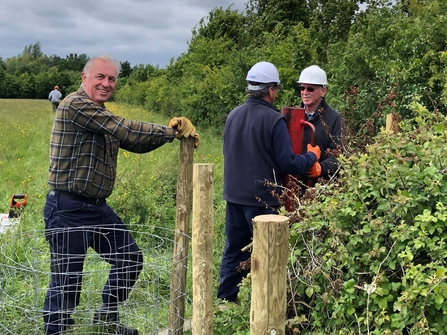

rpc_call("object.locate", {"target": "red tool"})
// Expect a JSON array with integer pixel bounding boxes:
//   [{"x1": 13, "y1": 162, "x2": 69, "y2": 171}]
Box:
[
  {"x1": 9, "y1": 194, "x2": 27, "y2": 218},
  {"x1": 281, "y1": 107, "x2": 316, "y2": 212}
]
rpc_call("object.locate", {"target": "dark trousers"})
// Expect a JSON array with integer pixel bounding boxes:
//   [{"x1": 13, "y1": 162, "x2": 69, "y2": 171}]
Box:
[
  {"x1": 217, "y1": 202, "x2": 277, "y2": 301},
  {"x1": 51, "y1": 102, "x2": 59, "y2": 112},
  {"x1": 42, "y1": 191, "x2": 143, "y2": 335}
]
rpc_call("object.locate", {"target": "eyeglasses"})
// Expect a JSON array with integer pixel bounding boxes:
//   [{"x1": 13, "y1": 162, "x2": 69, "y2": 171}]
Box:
[{"x1": 300, "y1": 86, "x2": 323, "y2": 92}]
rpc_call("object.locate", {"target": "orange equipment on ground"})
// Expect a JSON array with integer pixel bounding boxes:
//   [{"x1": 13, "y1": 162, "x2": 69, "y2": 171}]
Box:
[
  {"x1": 9, "y1": 194, "x2": 27, "y2": 218},
  {"x1": 280, "y1": 107, "x2": 316, "y2": 212}
]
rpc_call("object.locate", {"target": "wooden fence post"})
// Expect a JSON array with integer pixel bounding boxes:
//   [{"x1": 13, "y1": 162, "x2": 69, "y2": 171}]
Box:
[
  {"x1": 250, "y1": 214, "x2": 290, "y2": 335},
  {"x1": 386, "y1": 113, "x2": 401, "y2": 134},
  {"x1": 169, "y1": 137, "x2": 194, "y2": 335},
  {"x1": 192, "y1": 164, "x2": 214, "y2": 335}
]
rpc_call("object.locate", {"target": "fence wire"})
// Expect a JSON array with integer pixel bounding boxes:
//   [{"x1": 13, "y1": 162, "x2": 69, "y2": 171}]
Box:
[{"x1": 0, "y1": 224, "x2": 192, "y2": 335}]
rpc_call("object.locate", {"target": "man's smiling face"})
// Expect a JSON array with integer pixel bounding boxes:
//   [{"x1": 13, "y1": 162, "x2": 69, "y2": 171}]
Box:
[{"x1": 82, "y1": 59, "x2": 117, "y2": 104}]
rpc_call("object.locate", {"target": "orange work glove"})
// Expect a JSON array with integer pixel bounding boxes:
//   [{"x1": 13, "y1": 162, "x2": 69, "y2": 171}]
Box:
[
  {"x1": 307, "y1": 162, "x2": 322, "y2": 178},
  {"x1": 168, "y1": 117, "x2": 200, "y2": 148},
  {"x1": 307, "y1": 143, "x2": 321, "y2": 161}
]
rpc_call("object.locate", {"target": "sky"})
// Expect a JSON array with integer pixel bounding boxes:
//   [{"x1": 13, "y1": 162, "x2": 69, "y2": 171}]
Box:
[{"x1": 0, "y1": 0, "x2": 248, "y2": 68}]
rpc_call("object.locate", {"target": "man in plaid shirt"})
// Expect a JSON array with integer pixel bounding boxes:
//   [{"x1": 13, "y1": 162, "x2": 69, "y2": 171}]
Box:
[{"x1": 42, "y1": 55, "x2": 199, "y2": 335}]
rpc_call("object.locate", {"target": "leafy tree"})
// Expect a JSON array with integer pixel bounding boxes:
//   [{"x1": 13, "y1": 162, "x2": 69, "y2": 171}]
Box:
[
  {"x1": 45, "y1": 54, "x2": 63, "y2": 68},
  {"x1": 22, "y1": 42, "x2": 43, "y2": 59},
  {"x1": 166, "y1": 35, "x2": 246, "y2": 126},
  {"x1": 34, "y1": 72, "x2": 52, "y2": 99},
  {"x1": 126, "y1": 64, "x2": 162, "y2": 85},
  {"x1": 57, "y1": 53, "x2": 89, "y2": 72},
  {"x1": 245, "y1": 0, "x2": 310, "y2": 39},
  {"x1": 1, "y1": 73, "x2": 20, "y2": 98},
  {"x1": 327, "y1": 0, "x2": 447, "y2": 133},
  {"x1": 18, "y1": 73, "x2": 35, "y2": 98},
  {"x1": 0, "y1": 67, "x2": 6, "y2": 97},
  {"x1": 120, "y1": 61, "x2": 132, "y2": 77},
  {"x1": 6, "y1": 53, "x2": 44, "y2": 75},
  {"x1": 0, "y1": 57, "x2": 5, "y2": 71},
  {"x1": 193, "y1": 6, "x2": 247, "y2": 46},
  {"x1": 307, "y1": 0, "x2": 360, "y2": 63}
]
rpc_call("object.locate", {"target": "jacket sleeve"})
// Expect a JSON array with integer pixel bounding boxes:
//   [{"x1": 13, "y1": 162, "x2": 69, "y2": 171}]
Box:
[
  {"x1": 272, "y1": 119, "x2": 316, "y2": 175},
  {"x1": 68, "y1": 97, "x2": 176, "y2": 153}
]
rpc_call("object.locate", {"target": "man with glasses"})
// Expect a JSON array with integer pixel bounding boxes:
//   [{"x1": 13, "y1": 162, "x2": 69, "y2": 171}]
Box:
[
  {"x1": 217, "y1": 61, "x2": 321, "y2": 305},
  {"x1": 298, "y1": 65, "x2": 344, "y2": 187}
]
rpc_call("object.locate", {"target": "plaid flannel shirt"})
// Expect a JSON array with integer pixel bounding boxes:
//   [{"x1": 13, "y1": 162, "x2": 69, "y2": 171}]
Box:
[{"x1": 48, "y1": 87, "x2": 175, "y2": 199}]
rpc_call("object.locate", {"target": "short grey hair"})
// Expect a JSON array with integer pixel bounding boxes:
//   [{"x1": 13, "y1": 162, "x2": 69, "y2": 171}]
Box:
[
  {"x1": 246, "y1": 82, "x2": 275, "y2": 98},
  {"x1": 83, "y1": 55, "x2": 121, "y2": 78}
]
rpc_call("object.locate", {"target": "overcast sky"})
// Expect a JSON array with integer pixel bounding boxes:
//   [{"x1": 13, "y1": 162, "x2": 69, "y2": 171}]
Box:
[{"x1": 0, "y1": 0, "x2": 247, "y2": 68}]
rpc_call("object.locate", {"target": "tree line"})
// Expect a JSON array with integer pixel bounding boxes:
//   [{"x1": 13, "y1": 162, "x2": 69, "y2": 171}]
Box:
[
  {"x1": 0, "y1": 42, "x2": 132, "y2": 100},
  {"x1": 117, "y1": 0, "x2": 447, "y2": 136},
  {"x1": 1, "y1": 0, "x2": 447, "y2": 137}
]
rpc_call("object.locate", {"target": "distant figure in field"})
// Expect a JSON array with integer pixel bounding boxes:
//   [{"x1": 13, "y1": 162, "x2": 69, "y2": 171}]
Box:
[{"x1": 48, "y1": 86, "x2": 62, "y2": 112}]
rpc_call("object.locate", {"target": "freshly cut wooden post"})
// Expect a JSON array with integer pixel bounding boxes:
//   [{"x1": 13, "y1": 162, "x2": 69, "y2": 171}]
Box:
[
  {"x1": 169, "y1": 137, "x2": 194, "y2": 335},
  {"x1": 250, "y1": 214, "x2": 290, "y2": 335},
  {"x1": 192, "y1": 164, "x2": 214, "y2": 335}
]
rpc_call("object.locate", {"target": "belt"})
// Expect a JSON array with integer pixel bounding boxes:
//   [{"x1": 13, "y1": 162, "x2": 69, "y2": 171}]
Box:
[{"x1": 50, "y1": 190, "x2": 106, "y2": 205}]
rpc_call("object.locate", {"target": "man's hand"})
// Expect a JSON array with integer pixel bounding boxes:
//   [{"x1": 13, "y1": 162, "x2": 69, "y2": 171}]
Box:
[
  {"x1": 168, "y1": 117, "x2": 200, "y2": 148},
  {"x1": 307, "y1": 144, "x2": 321, "y2": 161},
  {"x1": 307, "y1": 162, "x2": 322, "y2": 178}
]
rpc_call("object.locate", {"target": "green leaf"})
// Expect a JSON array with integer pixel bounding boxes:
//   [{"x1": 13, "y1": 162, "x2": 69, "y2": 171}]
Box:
[
  {"x1": 378, "y1": 297, "x2": 388, "y2": 309},
  {"x1": 389, "y1": 260, "x2": 396, "y2": 270},
  {"x1": 435, "y1": 123, "x2": 445, "y2": 133},
  {"x1": 305, "y1": 286, "x2": 314, "y2": 298},
  {"x1": 435, "y1": 294, "x2": 445, "y2": 305}
]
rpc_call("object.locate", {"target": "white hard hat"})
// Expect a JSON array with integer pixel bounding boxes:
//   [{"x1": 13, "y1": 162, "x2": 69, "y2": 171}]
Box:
[
  {"x1": 246, "y1": 61, "x2": 280, "y2": 87},
  {"x1": 298, "y1": 65, "x2": 328, "y2": 86}
]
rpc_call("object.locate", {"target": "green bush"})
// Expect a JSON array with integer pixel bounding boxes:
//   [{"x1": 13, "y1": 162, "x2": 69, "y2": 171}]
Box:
[{"x1": 286, "y1": 101, "x2": 447, "y2": 334}]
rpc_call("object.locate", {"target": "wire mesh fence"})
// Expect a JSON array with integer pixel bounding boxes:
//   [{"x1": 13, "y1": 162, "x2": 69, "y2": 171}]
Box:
[{"x1": 0, "y1": 224, "x2": 192, "y2": 335}]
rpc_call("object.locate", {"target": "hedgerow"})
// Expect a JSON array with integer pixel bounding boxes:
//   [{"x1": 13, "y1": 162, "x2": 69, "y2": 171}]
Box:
[{"x1": 287, "y1": 101, "x2": 447, "y2": 334}]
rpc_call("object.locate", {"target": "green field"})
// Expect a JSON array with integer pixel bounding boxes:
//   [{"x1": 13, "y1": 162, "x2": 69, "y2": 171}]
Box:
[{"x1": 0, "y1": 99, "x2": 226, "y2": 334}]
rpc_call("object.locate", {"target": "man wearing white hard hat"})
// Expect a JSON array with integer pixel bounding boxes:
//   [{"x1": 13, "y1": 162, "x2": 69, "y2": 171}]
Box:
[
  {"x1": 217, "y1": 61, "x2": 321, "y2": 304},
  {"x1": 298, "y1": 65, "x2": 344, "y2": 187}
]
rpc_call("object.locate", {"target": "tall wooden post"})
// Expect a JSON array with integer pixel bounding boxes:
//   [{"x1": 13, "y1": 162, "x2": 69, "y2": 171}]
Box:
[
  {"x1": 250, "y1": 214, "x2": 290, "y2": 335},
  {"x1": 192, "y1": 164, "x2": 214, "y2": 335},
  {"x1": 386, "y1": 113, "x2": 401, "y2": 134},
  {"x1": 169, "y1": 137, "x2": 194, "y2": 335}
]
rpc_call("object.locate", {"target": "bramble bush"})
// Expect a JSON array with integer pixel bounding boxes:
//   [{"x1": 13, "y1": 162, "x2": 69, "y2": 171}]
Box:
[{"x1": 287, "y1": 101, "x2": 447, "y2": 334}]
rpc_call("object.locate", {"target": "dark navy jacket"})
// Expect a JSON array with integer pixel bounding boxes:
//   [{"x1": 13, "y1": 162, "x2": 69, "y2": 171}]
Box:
[
  {"x1": 223, "y1": 97, "x2": 316, "y2": 206},
  {"x1": 300, "y1": 98, "x2": 344, "y2": 186}
]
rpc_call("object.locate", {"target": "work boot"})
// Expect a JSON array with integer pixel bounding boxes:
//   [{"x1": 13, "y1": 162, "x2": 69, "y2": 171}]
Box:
[
  {"x1": 93, "y1": 306, "x2": 138, "y2": 335},
  {"x1": 43, "y1": 313, "x2": 75, "y2": 335}
]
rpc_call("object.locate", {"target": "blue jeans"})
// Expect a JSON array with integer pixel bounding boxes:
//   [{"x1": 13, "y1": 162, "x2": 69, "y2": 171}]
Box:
[
  {"x1": 42, "y1": 191, "x2": 143, "y2": 334},
  {"x1": 217, "y1": 202, "x2": 278, "y2": 301}
]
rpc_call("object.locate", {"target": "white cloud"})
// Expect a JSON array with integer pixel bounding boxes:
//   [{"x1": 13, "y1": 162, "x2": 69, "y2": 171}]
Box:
[{"x1": 0, "y1": 0, "x2": 247, "y2": 67}]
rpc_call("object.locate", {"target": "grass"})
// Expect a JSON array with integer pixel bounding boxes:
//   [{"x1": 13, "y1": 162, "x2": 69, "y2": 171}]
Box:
[{"x1": 0, "y1": 99, "x2": 226, "y2": 334}]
